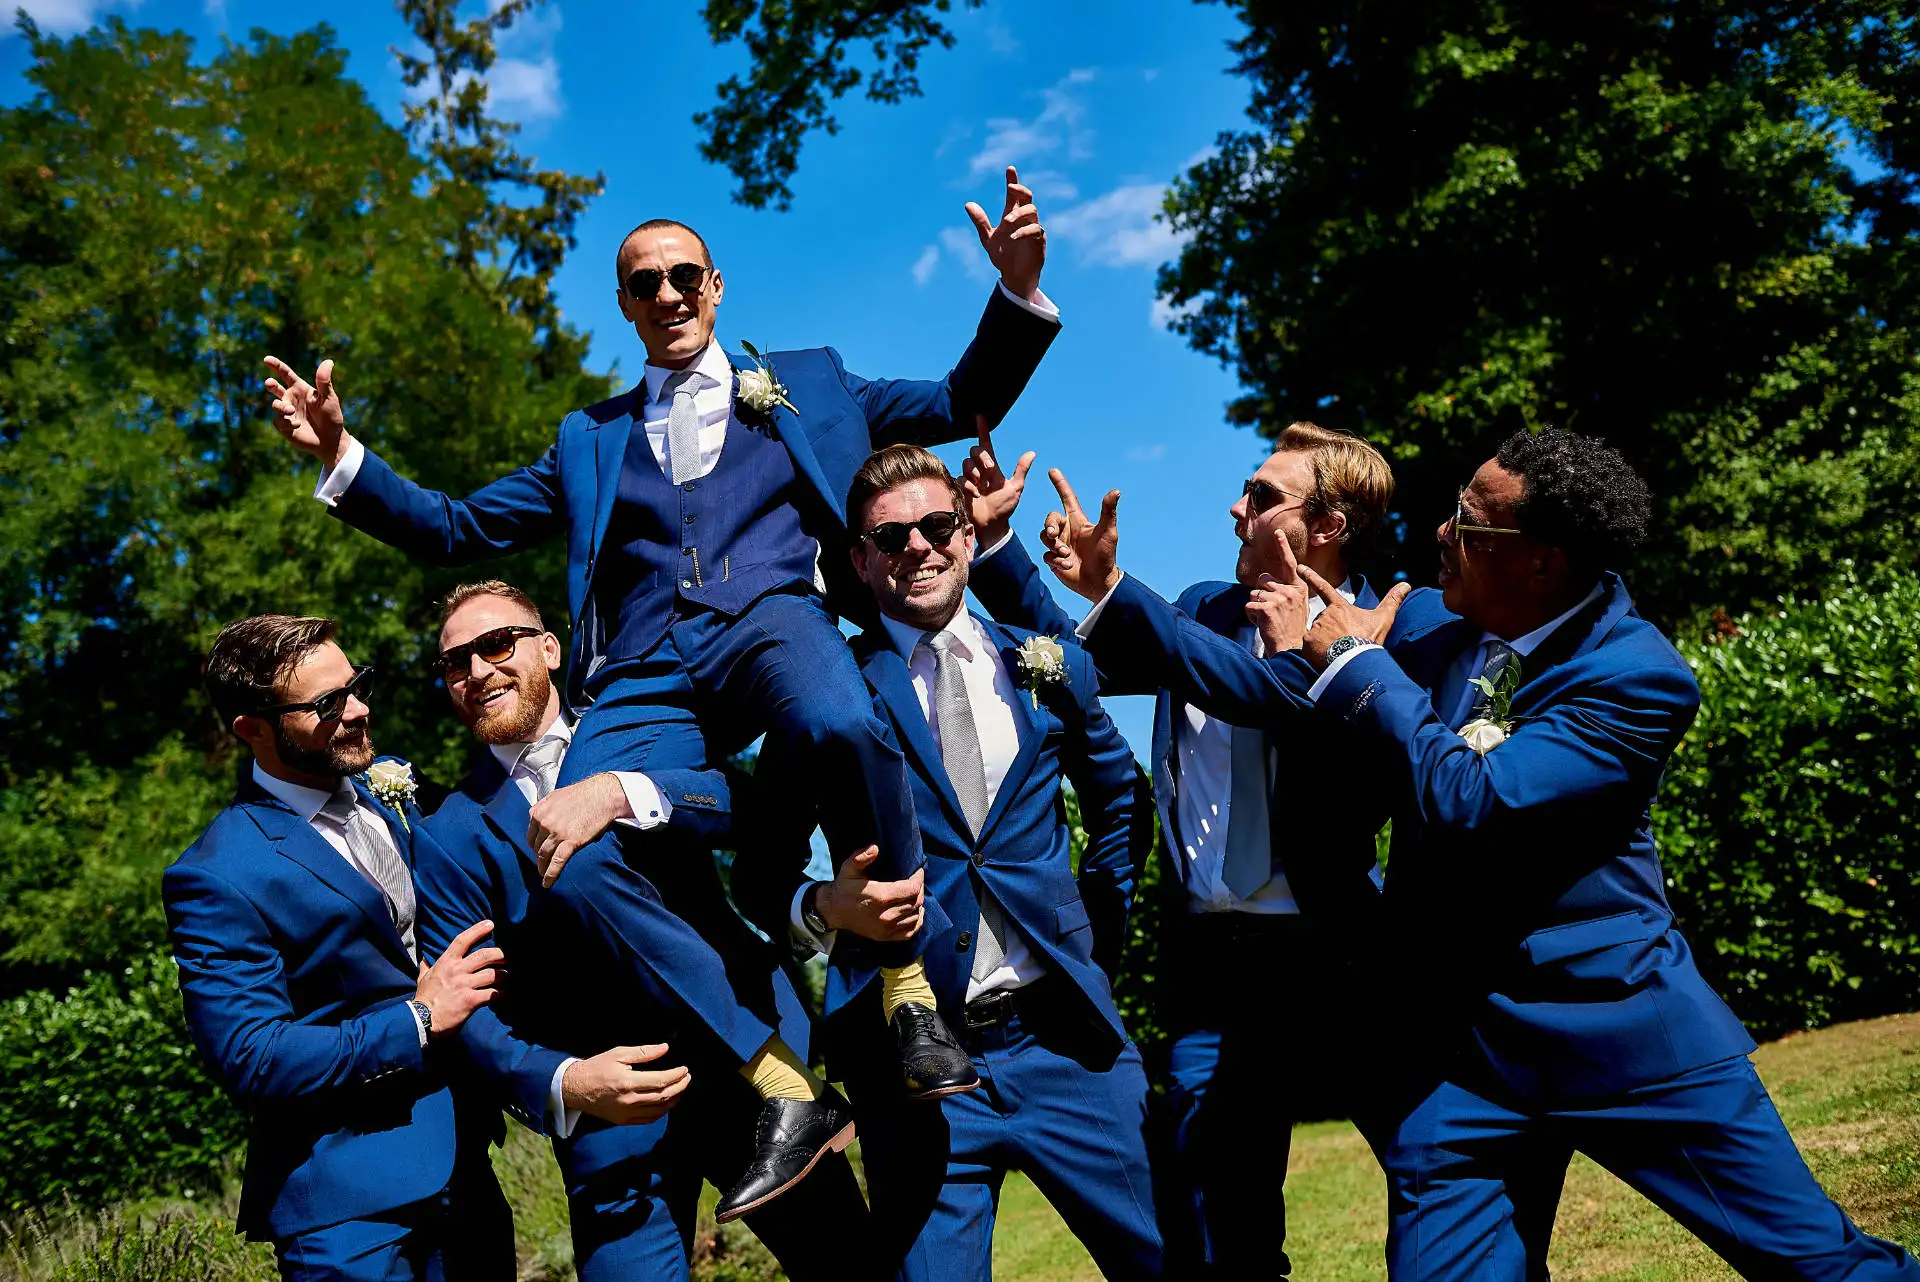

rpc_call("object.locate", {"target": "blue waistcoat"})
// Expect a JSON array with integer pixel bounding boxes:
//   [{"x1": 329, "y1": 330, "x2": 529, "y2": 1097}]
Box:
[{"x1": 599, "y1": 414, "x2": 821, "y2": 663}]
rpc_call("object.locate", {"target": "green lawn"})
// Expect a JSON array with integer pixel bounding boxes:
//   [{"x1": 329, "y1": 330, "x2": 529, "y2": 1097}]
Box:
[{"x1": 6, "y1": 1014, "x2": 1913, "y2": 1280}]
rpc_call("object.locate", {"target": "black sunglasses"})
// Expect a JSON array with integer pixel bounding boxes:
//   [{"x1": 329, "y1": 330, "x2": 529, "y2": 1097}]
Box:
[
  {"x1": 1242, "y1": 477, "x2": 1308, "y2": 518},
  {"x1": 254, "y1": 665, "x2": 374, "y2": 723},
  {"x1": 435, "y1": 626, "x2": 543, "y2": 680},
  {"x1": 623, "y1": 262, "x2": 709, "y2": 301},
  {"x1": 862, "y1": 510, "x2": 967, "y2": 556}
]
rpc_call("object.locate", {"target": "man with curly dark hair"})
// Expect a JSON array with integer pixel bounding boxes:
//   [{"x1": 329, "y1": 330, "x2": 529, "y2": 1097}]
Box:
[{"x1": 1038, "y1": 426, "x2": 1920, "y2": 1280}]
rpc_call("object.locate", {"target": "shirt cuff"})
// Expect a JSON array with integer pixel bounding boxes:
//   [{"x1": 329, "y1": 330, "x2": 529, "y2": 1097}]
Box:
[
  {"x1": 1307, "y1": 642, "x2": 1382, "y2": 702},
  {"x1": 789, "y1": 882, "x2": 836, "y2": 956},
  {"x1": 608, "y1": 772, "x2": 671, "y2": 831},
  {"x1": 973, "y1": 529, "x2": 1014, "y2": 563},
  {"x1": 408, "y1": 1000, "x2": 428, "y2": 1047},
  {"x1": 314, "y1": 437, "x2": 366, "y2": 507},
  {"x1": 549, "y1": 1058, "x2": 582, "y2": 1139},
  {"x1": 1074, "y1": 572, "x2": 1126, "y2": 642},
  {"x1": 996, "y1": 280, "x2": 1061, "y2": 322}
]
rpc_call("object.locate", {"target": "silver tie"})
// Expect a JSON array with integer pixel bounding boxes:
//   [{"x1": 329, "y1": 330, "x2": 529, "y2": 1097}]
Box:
[
  {"x1": 1457, "y1": 640, "x2": 1520, "y2": 730},
  {"x1": 663, "y1": 370, "x2": 704, "y2": 485},
  {"x1": 515, "y1": 733, "x2": 568, "y2": 801},
  {"x1": 923, "y1": 631, "x2": 1009, "y2": 984},
  {"x1": 322, "y1": 784, "x2": 418, "y2": 963}
]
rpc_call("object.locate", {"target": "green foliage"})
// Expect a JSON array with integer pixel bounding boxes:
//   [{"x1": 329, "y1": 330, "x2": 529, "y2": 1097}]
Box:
[
  {"x1": 0, "y1": 953, "x2": 247, "y2": 1212},
  {"x1": 1160, "y1": 0, "x2": 1920, "y2": 624},
  {"x1": 1658, "y1": 564, "x2": 1920, "y2": 1040},
  {"x1": 1063, "y1": 784, "x2": 1170, "y2": 1073},
  {"x1": 1, "y1": 1198, "x2": 273, "y2": 1282}
]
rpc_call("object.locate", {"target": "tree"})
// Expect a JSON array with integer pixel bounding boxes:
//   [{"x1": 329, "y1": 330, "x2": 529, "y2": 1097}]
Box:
[{"x1": 1159, "y1": 0, "x2": 1920, "y2": 625}]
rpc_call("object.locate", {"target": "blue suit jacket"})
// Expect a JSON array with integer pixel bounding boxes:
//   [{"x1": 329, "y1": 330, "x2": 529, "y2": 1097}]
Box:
[
  {"x1": 1083, "y1": 572, "x2": 1756, "y2": 1099},
  {"x1": 739, "y1": 613, "x2": 1143, "y2": 1069},
  {"x1": 968, "y1": 535, "x2": 1385, "y2": 926},
  {"x1": 329, "y1": 290, "x2": 1058, "y2": 710},
  {"x1": 163, "y1": 765, "x2": 470, "y2": 1239},
  {"x1": 416, "y1": 752, "x2": 815, "y2": 1185}
]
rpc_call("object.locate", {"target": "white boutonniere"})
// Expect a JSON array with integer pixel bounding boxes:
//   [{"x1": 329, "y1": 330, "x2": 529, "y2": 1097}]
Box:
[
  {"x1": 734, "y1": 340, "x2": 797, "y2": 422},
  {"x1": 1459, "y1": 657, "x2": 1523, "y2": 755},
  {"x1": 364, "y1": 759, "x2": 418, "y2": 830},
  {"x1": 1012, "y1": 635, "x2": 1069, "y2": 709}
]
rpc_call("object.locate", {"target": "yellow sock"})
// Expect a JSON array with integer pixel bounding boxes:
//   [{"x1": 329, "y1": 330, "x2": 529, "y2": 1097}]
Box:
[
  {"x1": 880, "y1": 960, "x2": 937, "y2": 1023},
  {"x1": 739, "y1": 1036, "x2": 823, "y2": 1102}
]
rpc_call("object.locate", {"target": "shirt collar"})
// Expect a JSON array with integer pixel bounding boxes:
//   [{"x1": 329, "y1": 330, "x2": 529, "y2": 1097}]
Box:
[
  {"x1": 1486, "y1": 579, "x2": 1607, "y2": 658},
  {"x1": 251, "y1": 760, "x2": 338, "y2": 823},
  {"x1": 488, "y1": 716, "x2": 574, "y2": 777},
  {"x1": 643, "y1": 340, "x2": 732, "y2": 404},
  {"x1": 880, "y1": 607, "x2": 987, "y2": 666}
]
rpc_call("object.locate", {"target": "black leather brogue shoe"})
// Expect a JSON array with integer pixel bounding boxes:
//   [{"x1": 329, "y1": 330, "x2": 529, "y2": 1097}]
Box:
[
  {"x1": 893, "y1": 1001, "x2": 980, "y2": 1100},
  {"x1": 713, "y1": 1087, "x2": 858, "y2": 1223}
]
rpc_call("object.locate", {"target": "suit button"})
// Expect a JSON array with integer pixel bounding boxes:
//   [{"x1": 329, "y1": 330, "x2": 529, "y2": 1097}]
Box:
[
  {"x1": 681, "y1": 579, "x2": 694, "y2": 589},
  {"x1": 972, "y1": 851, "x2": 987, "y2": 867},
  {"x1": 682, "y1": 482, "x2": 696, "y2": 492},
  {"x1": 684, "y1": 514, "x2": 695, "y2": 524},
  {"x1": 956, "y1": 931, "x2": 972, "y2": 951},
  {"x1": 683, "y1": 547, "x2": 694, "y2": 555}
]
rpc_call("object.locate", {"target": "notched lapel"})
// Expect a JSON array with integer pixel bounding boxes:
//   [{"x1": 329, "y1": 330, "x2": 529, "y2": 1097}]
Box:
[
  {"x1": 244, "y1": 795, "x2": 411, "y2": 967},
  {"x1": 977, "y1": 636, "x2": 1048, "y2": 843},
  {"x1": 588, "y1": 391, "x2": 640, "y2": 574},
  {"x1": 481, "y1": 779, "x2": 537, "y2": 867},
  {"x1": 731, "y1": 352, "x2": 845, "y2": 527},
  {"x1": 857, "y1": 642, "x2": 971, "y2": 837}
]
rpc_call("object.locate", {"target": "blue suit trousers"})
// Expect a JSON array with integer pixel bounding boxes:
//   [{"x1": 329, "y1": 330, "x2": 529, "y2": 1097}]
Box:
[
  {"x1": 1387, "y1": 1053, "x2": 1920, "y2": 1281},
  {"x1": 563, "y1": 592, "x2": 923, "y2": 930},
  {"x1": 854, "y1": 993, "x2": 1163, "y2": 1281}
]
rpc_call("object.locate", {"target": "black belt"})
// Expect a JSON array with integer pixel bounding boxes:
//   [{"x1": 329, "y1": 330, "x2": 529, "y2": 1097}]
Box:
[{"x1": 962, "y1": 975, "x2": 1058, "y2": 1032}]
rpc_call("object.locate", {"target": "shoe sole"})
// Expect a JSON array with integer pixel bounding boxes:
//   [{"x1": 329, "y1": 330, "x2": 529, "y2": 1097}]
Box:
[
  {"x1": 907, "y1": 1079, "x2": 981, "y2": 1101},
  {"x1": 713, "y1": 1118, "x2": 858, "y2": 1224}
]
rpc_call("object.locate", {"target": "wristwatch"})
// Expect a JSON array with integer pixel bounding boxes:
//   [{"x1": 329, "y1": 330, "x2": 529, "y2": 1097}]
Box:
[
  {"x1": 1324, "y1": 634, "x2": 1371, "y2": 664},
  {"x1": 801, "y1": 883, "x2": 832, "y2": 936},
  {"x1": 409, "y1": 998, "x2": 433, "y2": 1039}
]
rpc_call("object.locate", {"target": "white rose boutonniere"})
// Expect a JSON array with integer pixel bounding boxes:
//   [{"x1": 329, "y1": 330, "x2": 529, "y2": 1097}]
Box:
[
  {"x1": 364, "y1": 759, "x2": 418, "y2": 830},
  {"x1": 735, "y1": 340, "x2": 797, "y2": 422},
  {"x1": 1013, "y1": 635, "x2": 1069, "y2": 709},
  {"x1": 1459, "y1": 655, "x2": 1523, "y2": 756}
]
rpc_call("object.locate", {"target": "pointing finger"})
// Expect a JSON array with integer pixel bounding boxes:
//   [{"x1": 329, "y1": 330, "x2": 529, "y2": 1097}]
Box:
[
  {"x1": 1048, "y1": 468, "x2": 1087, "y2": 520},
  {"x1": 1297, "y1": 565, "x2": 1340, "y2": 604},
  {"x1": 1276, "y1": 530, "x2": 1302, "y2": 585},
  {"x1": 261, "y1": 355, "x2": 299, "y2": 385},
  {"x1": 1002, "y1": 164, "x2": 1020, "y2": 216},
  {"x1": 313, "y1": 359, "x2": 334, "y2": 401},
  {"x1": 1010, "y1": 451, "x2": 1036, "y2": 485},
  {"x1": 1096, "y1": 489, "x2": 1121, "y2": 533},
  {"x1": 975, "y1": 412, "x2": 993, "y2": 456},
  {"x1": 965, "y1": 201, "x2": 994, "y2": 248},
  {"x1": 1378, "y1": 581, "x2": 1413, "y2": 623}
]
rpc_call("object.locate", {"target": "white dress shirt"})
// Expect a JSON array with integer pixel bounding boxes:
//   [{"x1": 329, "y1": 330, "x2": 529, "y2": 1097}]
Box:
[
  {"x1": 1307, "y1": 579, "x2": 1606, "y2": 716},
  {"x1": 249, "y1": 763, "x2": 427, "y2": 1046},
  {"x1": 789, "y1": 608, "x2": 1046, "y2": 999},
  {"x1": 1073, "y1": 571, "x2": 1353, "y2": 914}
]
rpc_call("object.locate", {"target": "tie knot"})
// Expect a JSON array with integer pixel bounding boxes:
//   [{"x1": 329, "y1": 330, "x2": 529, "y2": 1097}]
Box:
[
  {"x1": 518, "y1": 735, "x2": 567, "y2": 778},
  {"x1": 320, "y1": 783, "x2": 360, "y2": 825},
  {"x1": 922, "y1": 630, "x2": 960, "y2": 658},
  {"x1": 662, "y1": 369, "x2": 702, "y2": 398}
]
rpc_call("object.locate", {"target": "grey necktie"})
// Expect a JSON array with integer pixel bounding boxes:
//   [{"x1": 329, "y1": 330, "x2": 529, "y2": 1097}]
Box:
[
  {"x1": 1457, "y1": 640, "x2": 1520, "y2": 730},
  {"x1": 663, "y1": 370, "x2": 704, "y2": 485},
  {"x1": 321, "y1": 784, "x2": 418, "y2": 963},
  {"x1": 1222, "y1": 725, "x2": 1275, "y2": 899},
  {"x1": 515, "y1": 733, "x2": 567, "y2": 801},
  {"x1": 922, "y1": 631, "x2": 1009, "y2": 983}
]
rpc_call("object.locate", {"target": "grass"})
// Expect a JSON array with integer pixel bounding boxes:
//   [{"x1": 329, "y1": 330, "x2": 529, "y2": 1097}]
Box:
[{"x1": 5, "y1": 1013, "x2": 1913, "y2": 1280}]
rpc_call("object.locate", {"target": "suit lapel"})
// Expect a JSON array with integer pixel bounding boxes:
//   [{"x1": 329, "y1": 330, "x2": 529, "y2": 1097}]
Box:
[
  {"x1": 975, "y1": 623, "x2": 1045, "y2": 844},
  {"x1": 481, "y1": 775, "x2": 537, "y2": 867},
  {"x1": 731, "y1": 353, "x2": 845, "y2": 528},
  {"x1": 1511, "y1": 575, "x2": 1631, "y2": 716},
  {"x1": 856, "y1": 638, "x2": 972, "y2": 837},
  {"x1": 588, "y1": 386, "x2": 643, "y2": 572},
  {"x1": 352, "y1": 776, "x2": 416, "y2": 871},
  {"x1": 241, "y1": 783, "x2": 412, "y2": 969}
]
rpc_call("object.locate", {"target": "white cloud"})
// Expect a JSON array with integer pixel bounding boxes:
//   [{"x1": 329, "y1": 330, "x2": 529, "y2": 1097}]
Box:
[
  {"x1": 983, "y1": 20, "x2": 1020, "y2": 56},
  {"x1": 939, "y1": 226, "x2": 995, "y2": 281},
  {"x1": 1125, "y1": 443, "x2": 1168, "y2": 463},
  {"x1": 911, "y1": 244, "x2": 940, "y2": 287},
  {"x1": 3, "y1": 0, "x2": 141, "y2": 36},
  {"x1": 396, "y1": 3, "x2": 566, "y2": 124},
  {"x1": 1019, "y1": 169, "x2": 1079, "y2": 202},
  {"x1": 1050, "y1": 182, "x2": 1184, "y2": 267},
  {"x1": 1150, "y1": 296, "x2": 1199, "y2": 329},
  {"x1": 967, "y1": 68, "x2": 1098, "y2": 180}
]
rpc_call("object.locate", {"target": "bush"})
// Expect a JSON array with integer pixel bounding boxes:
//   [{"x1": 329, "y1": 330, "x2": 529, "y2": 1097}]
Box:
[
  {"x1": 1659, "y1": 564, "x2": 1920, "y2": 1041},
  {"x1": 0, "y1": 954, "x2": 246, "y2": 1212},
  {"x1": 0, "y1": 1198, "x2": 272, "y2": 1282}
]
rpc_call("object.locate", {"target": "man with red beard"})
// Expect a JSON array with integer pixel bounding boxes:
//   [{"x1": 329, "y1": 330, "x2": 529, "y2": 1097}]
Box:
[{"x1": 413, "y1": 580, "x2": 875, "y2": 1279}]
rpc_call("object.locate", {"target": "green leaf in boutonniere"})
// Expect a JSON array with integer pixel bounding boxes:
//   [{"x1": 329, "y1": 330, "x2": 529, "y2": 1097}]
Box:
[
  {"x1": 735, "y1": 340, "x2": 797, "y2": 424},
  {"x1": 363, "y1": 759, "x2": 417, "y2": 832},
  {"x1": 1013, "y1": 635, "x2": 1069, "y2": 710},
  {"x1": 1460, "y1": 654, "x2": 1523, "y2": 755}
]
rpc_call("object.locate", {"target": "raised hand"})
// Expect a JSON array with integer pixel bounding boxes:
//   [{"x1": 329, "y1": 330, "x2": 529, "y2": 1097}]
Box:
[
  {"x1": 817, "y1": 845, "x2": 925, "y2": 943},
  {"x1": 1245, "y1": 533, "x2": 1310, "y2": 653},
  {"x1": 965, "y1": 165, "x2": 1047, "y2": 301},
  {"x1": 262, "y1": 356, "x2": 350, "y2": 468},
  {"x1": 561, "y1": 1044, "x2": 692, "y2": 1126},
  {"x1": 1299, "y1": 566, "x2": 1413, "y2": 669},
  {"x1": 1039, "y1": 468, "x2": 1121, "y2": 603},
  {"x1": 961, "y1": 413, "x2": 1036, "y2": 552},
  {"x1": 414, "y1": 919, "x2": 503, "y2": 1037},
  {"x1": 529, "y1": 773, "x2": 632, "y2": 888}
]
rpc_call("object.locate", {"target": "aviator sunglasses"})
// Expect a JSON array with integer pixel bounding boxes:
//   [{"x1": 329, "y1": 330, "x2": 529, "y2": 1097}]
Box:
[
  {"x1": 1241, "y1": 477, "x2": 1308, "y2": 518},
  {"x1": 1444, "y1": 488, "x2": 1525, "y2": 542},
  {"x1": 253, "y1": 665, "x2": 375, "y2": 723},
  {"x1": 862, "y1": 510, "x2": 967, "y2": 556},
  {"x1": 434, "y1": 626, "x2": 544, "y2": 681},
  {"x1": 623, "y1": 262, "x2": 710, "y2": 301}
]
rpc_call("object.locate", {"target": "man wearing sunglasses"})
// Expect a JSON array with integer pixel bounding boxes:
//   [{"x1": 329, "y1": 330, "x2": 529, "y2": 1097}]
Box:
[
  {"x1": 733, "y1": 445, "x2": 1162, "y2": 1280},
  {"x1": 163, "y1": 615, "x2": 510, "y2": 1280},
  {"x1": 961, "y1": 422, "x2": 1402, "y2": 1278},
  {"x1": 411, "y1": 580, "x2": 874, "y2": 1277},
  {"x1": 1045, "y1": 429, "x2": 1920, "y2": 1281},
  {"x1": 262, "y1": 165, "x2": 1058, "y2": 1105}
]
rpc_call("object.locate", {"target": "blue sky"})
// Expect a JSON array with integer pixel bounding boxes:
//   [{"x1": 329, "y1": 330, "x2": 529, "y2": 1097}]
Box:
[{"x1": 3, "y1": 0, "x2": 1267, "y2": 757}]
